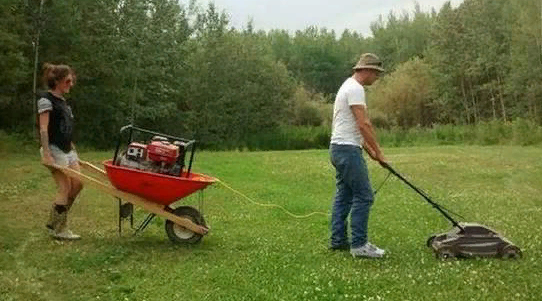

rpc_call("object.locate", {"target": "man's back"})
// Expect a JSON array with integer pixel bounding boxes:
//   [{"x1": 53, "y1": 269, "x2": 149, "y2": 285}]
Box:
[{"x1": 330, "y1": 77, "x2": 366, "y2": 147}]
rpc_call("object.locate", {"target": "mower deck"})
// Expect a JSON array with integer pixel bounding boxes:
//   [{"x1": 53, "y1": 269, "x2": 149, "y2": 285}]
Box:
[
  {"x1": 428, "y1": 222, "x2": 522, "y2": 259},
  {"x1": 380, "y1": 162, "x2": 522, "y2": 260}
]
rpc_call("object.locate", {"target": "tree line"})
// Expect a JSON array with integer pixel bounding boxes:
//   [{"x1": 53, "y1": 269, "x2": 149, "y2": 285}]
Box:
[{"x1": 1, "y1": 0, "x2": 541, "y2": 149}]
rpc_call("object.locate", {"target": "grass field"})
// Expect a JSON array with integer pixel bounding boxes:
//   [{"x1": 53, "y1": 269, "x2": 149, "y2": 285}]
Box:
[{"x1": 1, "y1": 145, "x2": 541, "y2": 301}]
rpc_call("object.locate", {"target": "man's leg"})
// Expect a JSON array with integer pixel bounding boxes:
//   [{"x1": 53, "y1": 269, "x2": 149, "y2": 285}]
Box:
[
  {"x1": 347, "y1": 149, "x2": 385, "y2": 258},
  {"x1": 330, "y1": 145, "x2": 353, "y2": 249},
  {"x1": 348, "y1": 148, "x2": 374, "y2": 249}
]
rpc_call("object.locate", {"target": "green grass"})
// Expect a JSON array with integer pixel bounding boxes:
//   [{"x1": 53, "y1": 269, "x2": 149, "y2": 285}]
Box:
[{"x1": 1, "y1": 146, "x2": 542, "y2": 300}]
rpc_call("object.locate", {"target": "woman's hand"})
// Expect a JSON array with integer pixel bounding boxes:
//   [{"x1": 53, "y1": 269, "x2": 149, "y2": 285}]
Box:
[{"x1": 42, "y1": 151, "x2": 55, "y2": 166}]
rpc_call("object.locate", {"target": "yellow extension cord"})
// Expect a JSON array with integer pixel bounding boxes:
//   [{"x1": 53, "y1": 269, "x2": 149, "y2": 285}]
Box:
[
  {"x1": 76, "y1": 160, "x2": 329, "y2": 219},
  {"x1": 216, "y1": 179, "x2": 331, "y2": 219}
]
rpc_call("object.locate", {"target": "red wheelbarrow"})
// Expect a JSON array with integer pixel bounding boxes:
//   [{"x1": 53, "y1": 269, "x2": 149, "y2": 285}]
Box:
[{"x1": 52, "y1": 125, "x2": 217, "y2": 244}]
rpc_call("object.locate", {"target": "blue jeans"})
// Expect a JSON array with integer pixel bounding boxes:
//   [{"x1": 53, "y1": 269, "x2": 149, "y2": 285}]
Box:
[{"x1": 329, "y1": 144, "x2": 374, "y2": 248}]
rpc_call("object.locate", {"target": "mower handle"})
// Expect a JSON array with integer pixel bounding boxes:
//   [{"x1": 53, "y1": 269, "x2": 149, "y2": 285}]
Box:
[
  {"x1": 379, "y1": 161, "x2": 391, "y2": 170},
  {"x1": 378, "y1": 161, "x2": 464, "y2": 232}
]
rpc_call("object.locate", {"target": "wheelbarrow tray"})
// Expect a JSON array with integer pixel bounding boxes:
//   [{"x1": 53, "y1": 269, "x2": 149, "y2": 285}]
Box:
[{"x1": 103, "y1": 160, "x2": 215, "y2": 206}]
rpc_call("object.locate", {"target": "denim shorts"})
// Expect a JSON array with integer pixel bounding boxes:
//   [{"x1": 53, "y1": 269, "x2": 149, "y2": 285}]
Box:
[{"x1": 40, "y1": 144, "x2": 79, "y2": 167}]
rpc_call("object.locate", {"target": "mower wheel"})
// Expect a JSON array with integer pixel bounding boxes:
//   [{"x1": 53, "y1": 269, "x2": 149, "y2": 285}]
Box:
[
  {"x1": 165, "y1": 206, "x2": 206, "y2": 244},
  {"x1": 501, "y1": 245, "x2": 522, "y2": 259},
  {"x1": 426, "y1": 235, "x2": 436, "y2": 248},
  {"x1": 435, "y1": 247, "x2": 455, "y2": 260}
]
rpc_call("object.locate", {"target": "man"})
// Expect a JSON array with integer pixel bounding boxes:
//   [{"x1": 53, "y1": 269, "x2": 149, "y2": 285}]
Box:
[{"x1": 329, "y1": 53, "x2": 387, "y2": 258}]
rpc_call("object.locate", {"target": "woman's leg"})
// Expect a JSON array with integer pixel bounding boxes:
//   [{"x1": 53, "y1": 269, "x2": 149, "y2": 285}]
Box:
[
  {"x1": 46, "y1": 169, "x2": 71, "y2": 232},
  {"x1": 52, "y1": 160, "x2": 83, "y2": 240},
  {"x1": 43, "y1": 146, "x2": 81, "y2": 239},
  {"x1": 67, "y1": 161, "x2": 83, "y2": 208}
]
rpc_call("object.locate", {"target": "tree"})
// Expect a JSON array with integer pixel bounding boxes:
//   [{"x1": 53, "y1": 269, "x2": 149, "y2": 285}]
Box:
[
  {"x1": 370, "y1": 58, "x2": 436, "y2": 128},
  {"x1": 0, "y1": 0, "x2": 33, "y2": 131}
]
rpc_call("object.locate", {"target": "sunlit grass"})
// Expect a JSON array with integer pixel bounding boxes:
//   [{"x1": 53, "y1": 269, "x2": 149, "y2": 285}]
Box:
[{"x1": 1, "y1": 146, "x2": 541, "y2": 300}]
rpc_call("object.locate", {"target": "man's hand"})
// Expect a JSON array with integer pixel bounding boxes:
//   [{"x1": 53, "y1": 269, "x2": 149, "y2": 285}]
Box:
[
  {"x1": 363, "y1": 145, "x2": 387, "y2": 164},
  {"x1": 374, "y1": 152, "x2": 388, "y2": 164},
  {"x1": 364, "y1": 145, "x2": 377, "y2": 161}
]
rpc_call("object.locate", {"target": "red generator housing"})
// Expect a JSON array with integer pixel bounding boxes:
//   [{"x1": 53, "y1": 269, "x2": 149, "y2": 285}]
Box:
[{"x1": 147, "y1": 141, "x2": 179, "y2": 164}]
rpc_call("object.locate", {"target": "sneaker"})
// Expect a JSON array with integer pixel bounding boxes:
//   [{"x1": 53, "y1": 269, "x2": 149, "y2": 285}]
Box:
[
  {"x1": 366, "y1": 242, "x2": 386, "y2": 255},
  {"x1": 351, "y1": 242, "x2": 386, "y2": 258},
  {"x1": 53, "y1": 229, "x2": 81, "y2": 240}
]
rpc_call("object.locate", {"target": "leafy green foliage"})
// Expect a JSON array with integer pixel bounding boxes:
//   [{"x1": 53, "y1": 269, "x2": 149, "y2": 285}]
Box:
[
  {"x1": 1, "y1": 0, "x2": 542, "y2": 150},
  {"x1": 0, "y1": 0, "x2": 32, "y2": 130},
  {"x1": 369, "y1": 58, "x2": 436, "y2": 128},
  {"x1": 376, "y1": 119, "x2": 542, "y2": 147},
  {"x1": 286, "y1": 86, "x2": 332, "y2": 127}
]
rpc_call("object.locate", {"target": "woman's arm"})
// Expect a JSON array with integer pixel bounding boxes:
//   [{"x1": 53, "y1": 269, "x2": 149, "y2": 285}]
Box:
[{"x1": 39, "y1": 112, "x2": 54, "y2": 165}]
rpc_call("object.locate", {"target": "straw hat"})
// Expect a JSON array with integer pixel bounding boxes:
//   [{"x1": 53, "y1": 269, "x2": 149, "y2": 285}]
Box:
[{"x1": 352, "y1": 53, "x2": 385, "y2": 72}]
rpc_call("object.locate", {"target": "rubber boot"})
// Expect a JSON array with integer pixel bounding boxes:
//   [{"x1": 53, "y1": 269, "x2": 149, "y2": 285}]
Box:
[
  {"x1": 46, "y1": 205, "x2": 59, "y2": 235},
  {"x1": 53, "y1": 211, "x2": 81, "y2": 240}
]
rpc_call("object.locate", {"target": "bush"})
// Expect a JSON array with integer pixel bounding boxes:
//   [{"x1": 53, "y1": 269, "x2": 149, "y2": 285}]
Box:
[
  {"x1": 369, "y1": 58, "x2": 437, "y2": 128},
  {"x1": 376, "y1": 119, "x2": 542, "y2": 148},
  {"x1": 245, "y1": 125, "x2": 331, "y2": 151},
  {"x1": 0, "y1": 130, "x2": 37, "y2": 154},
  {"x1": 244, "y1": 119, "x2": 542, "y2": 151},
  {"x1": 3, "y1": 120, "x2": 540, "y2": 152},
  {"x1": 475, "y1": 120, "x2": 510, "y2": 145},
  {"x1": 286, "y1": 86, "x2": 332, "y2": 127},
  {"x1": 296, "y1": 103, "x2": 323, "y2": 126},
  {"x1": 511, "y1": 118, "x2": 542, "y2": 146}
]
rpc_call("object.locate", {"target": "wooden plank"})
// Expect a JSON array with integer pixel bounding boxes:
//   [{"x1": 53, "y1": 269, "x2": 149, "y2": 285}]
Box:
[
  {"x1": 79, "y1": 160, "x2": 106, "y2": 175},
  {"x1": 50, "y1": 163, "x2": 209, "y2": 235},
  {"x1": 79, "y1": 160, "x2": 109, "y2": 182}
]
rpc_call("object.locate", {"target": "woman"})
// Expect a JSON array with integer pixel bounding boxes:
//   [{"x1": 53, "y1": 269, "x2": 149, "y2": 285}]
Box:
[{"x1": 37, "y1": 63, "x2": 83, "y2": 240}]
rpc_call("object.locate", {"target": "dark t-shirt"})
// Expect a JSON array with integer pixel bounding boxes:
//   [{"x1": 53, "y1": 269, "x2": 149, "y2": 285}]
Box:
[{"x1": 37, "y1": 92, "x2": 75, "y2": 153}]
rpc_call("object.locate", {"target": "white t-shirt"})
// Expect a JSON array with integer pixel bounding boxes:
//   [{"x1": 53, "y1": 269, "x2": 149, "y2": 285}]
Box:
[{"x1": 330, "y1": 77, "x2": 366, "y2": 147}]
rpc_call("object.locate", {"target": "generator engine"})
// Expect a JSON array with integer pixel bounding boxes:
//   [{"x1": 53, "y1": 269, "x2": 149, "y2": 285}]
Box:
[{"x1": 117, "y1": 136, "x2": 187, "y2": 176}]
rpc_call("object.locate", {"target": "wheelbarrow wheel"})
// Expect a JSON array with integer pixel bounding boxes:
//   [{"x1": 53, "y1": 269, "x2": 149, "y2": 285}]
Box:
[{"x1": 165, "y1": 206, "x2": 206, "y2": 244}]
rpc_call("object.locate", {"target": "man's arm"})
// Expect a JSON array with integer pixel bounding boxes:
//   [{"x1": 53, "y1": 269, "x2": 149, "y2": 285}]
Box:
[
  {"x1": 351, "y1": 105, "x2": 386, "y2": 163},
  {"x1": 363, "y1": 142, "x2": 377, "y2": 161}
]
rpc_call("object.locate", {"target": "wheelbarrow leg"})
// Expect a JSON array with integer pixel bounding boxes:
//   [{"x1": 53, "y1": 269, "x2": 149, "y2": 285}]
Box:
[
  {"x1": 134, "y1": 213, "x2": 156, "y2": 235},
  {"x1": 198, "y1": 190, "x2": 204, "y2": 217},
  {"x1": 118, "y1": 198, "x2": 134, "y2": 236},
  {"x1": 118, "y1": 198, "x2": 122, "y2": 235}
]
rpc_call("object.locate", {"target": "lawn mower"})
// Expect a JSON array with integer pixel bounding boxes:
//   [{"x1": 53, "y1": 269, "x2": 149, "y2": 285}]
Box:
[{"x1": 380, "y1": 162, "x2": 522, "y2": 259}]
